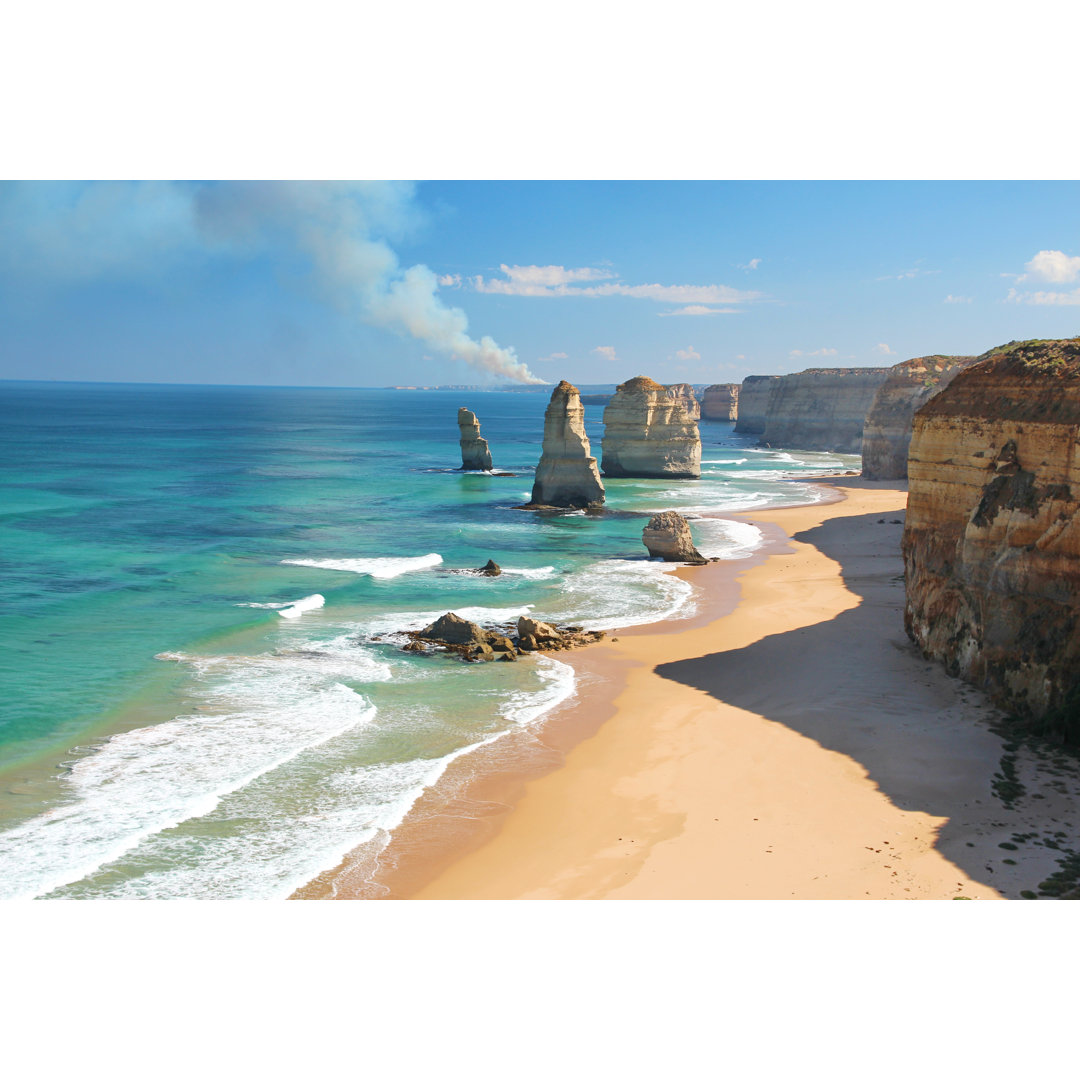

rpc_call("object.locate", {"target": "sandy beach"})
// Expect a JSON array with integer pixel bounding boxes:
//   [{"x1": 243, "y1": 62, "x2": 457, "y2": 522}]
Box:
[{"x1": 379, "y1": 477, "x2": 1080, "y2": 900}]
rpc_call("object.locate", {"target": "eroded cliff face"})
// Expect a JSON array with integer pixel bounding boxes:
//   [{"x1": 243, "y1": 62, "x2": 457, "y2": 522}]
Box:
[
  {"x1": 529, "y1": 381, "x2": 605, "y2": 508},
  {"x1": 761, "y1": 367, "x2": 890, "y2": 453},
  {"x1": 600, "y1": 376, "x2": 702, "y2": 479},
  {"x1": 458, "y1": 407, "x2": 493, "y2": 471},
  {"x1": 861, "y1": 355, "x2": 978, "y2": 479},
  {"x1": 734, "y1": 375, "x2": 780, "y2": 434},
  {"x1": 903, "y1": 339, "x2": 1080, "y2": 724},
  {"x1": 702, "y1": 383, "x2": 740, "y2": 421},
  {"x1": 668, "y1": 383, "x2": 701, "y2": 421}
]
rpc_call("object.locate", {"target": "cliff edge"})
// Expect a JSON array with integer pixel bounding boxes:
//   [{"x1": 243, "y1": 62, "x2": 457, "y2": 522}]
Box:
[{"x1": 903, "y1": 338, "x2": 1080, "y2": 730}]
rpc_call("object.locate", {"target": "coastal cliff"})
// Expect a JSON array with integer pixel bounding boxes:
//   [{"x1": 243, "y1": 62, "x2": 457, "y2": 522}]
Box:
[
  {"x1": 701, "y1": 383, "x2": 739, "y2": 421},
  {"x1": 861, "y1": 355, "x2": 978, "y2": 479},
  {"x1": 734, "y1": 375, "x2": 780, "y2": 435},
  {"x1": 529, "y1": 381, "x2": 605, "y2": 508},
  {"x1": 600, "y1": 376, "x2": 702, "y2": 479},
  {"x1": 903, "y1": 338, "x2": 1080, "y2": 729},
  {"x1": 458, "y1": 407, "x2": 493, "y2": 471},
  {"x1": 760, "y1": 367, "x2": 891, "y2": 453}
]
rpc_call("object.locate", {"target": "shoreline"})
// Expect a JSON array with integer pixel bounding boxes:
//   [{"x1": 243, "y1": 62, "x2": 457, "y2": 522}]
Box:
[{"x1": 310, "y1": 475, "x2": 1080, "y2": 901}]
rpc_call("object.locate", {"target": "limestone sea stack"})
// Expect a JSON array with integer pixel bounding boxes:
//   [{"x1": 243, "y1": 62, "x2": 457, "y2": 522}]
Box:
[
  {"x1": 600, "y1": 376, "x2": 702, "y2": 479},
  {"x1": 760, "y1": 367, "x2": 891, "y2": 453},
  {"x1": 861, "y1": 354, "x2": 979, "y2": 479},
  {"x1": 701, "y1": 383, "x2": 740, "y2": 421},
  {"x1": 902, "y1": 338, "x2": 1080, "y2": 727},
  {"x1": 458, "y1": 407, "x2": 493, "y2": 471},
  {"x1": 734, "y1": 375, "x2": 781, "y2": 435},
  {"x1": 642, "y1": 511, "x2": 707, "y2": 564},
  {"x1": 668, "y1": 383, "x2": 701, "y2": 421},
  {"x1": 529, "y1": 381, "x2": 605, "y2": 508}
]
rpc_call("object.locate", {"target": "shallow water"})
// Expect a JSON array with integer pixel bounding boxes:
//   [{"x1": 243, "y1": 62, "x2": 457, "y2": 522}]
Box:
[{"x1": 0, "y1": 382, "x2": 857, "y2": 898}]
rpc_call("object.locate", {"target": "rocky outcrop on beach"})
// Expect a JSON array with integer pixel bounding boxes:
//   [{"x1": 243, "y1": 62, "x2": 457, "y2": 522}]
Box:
[
  {"x1": 527, "y1": 381, "x2": 606, "y2": 508},
  {"x1": 600, "y1": 376, "x2": 702, "y2": 479},
  {"x1": 642, "y1": 511, "x2": 708, "y2": 564},
  {"x1": 734, "y1": 375, "x2": 781, "y2": 435},
  {"x1": 701, "y1": 383, "x2": 740, "y2": 421},
  {"x1": 668, "y1": 383, "x2": 701, "y2": 421},
  {"x1": 902, "y1": 338, "x2": 1080, "y2": 731},
  {"x1": 861, "y1": 354, "x2": 979, "y2": 479},
  {"x1": 458, "y1": 407, "x2": 493, "y2": 471},
  {"x1": 402, "y1": 611, "x2": 604, "y2": 661},
  {"x1": 760, "y1": 367, "x2": 891, "y2": 453}
]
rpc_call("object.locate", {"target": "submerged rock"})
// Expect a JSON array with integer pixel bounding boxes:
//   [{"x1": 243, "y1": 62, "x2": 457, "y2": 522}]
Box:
[
  {"x1": 528, "y1": 381, "x2": 605, "y2": 508},
  {"x1": 642, "y1": 511, "x2": 708, "y2": 564},
  {"x1": 702, "y1": 383, "x2": 740, "y2": 421},
  {"x1": 600, "y1": 376, "x2": 702, "y2": 479},
  {"x1": 458, "y1": 407, "x2": 493, "y2": 471}
]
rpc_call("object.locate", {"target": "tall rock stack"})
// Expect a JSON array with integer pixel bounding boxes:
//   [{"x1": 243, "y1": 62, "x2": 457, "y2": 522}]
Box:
[
  {"x1": 458, "y1": 407, "x2": 493, "y2": 471},
  {"x1": 760, "y1": 367, "x2": 891, "y2": 453},
  {"x1": 529, "y1": 381, "x2": 606, "y2": 508},
  {"x1": 668, "y1": 383, "x2": 701, "y2": 421},
  {"x1": 861, "y1": 355, "x2": 979, "y2": 479},
  {"x1": 600, "y1": 376, "x2": 702, "y2": 479},
  {"x1": 734, "y1": 375, "x2": 781, "y2": 435},
  {"x1": 701, "y1": 383, "x2": 740, "y2": 421},
  {"x1": 902, "y1": 338, "x2": 1080, "y2": 725}
]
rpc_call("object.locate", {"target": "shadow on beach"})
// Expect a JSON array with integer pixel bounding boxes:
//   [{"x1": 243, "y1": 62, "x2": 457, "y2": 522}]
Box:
[{"x1": 654, "y1": 508, "x2": 1077, "y2": 896}]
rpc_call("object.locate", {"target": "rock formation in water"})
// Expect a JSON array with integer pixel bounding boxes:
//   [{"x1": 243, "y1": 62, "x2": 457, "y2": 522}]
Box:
[
  {"x1": 642, "y1": 511, "x2": 708, "y2": 564},
  {"x1": 528, "y1": 381, "x2": 606, "y2": 508},
  {"x1": 458, "y1": 407, "x2": 493, "y2": 471},
  {"x1": 668, "y1": 383, "x2": 701, "y2": 421},
  {"x1": 600, "y1": 376, "x2": 702, "y2": 479},
  {"x1": 861, "y1": 354, "x2": 979, "y2": 479},
  {"x1": 400, "y1": 610, "x2": 604, "y2": 661},
  {"x1": 701, "y1": 383, "x2": 740, "y2": 421},
  {"x1": 902, "y1": 338, "x2": 1080, "y2": 730},
  {"x1": 734, "y1": 375, "x2": 781, "y2": 435},
  {"x1": 760, "y1": 367, "x2": 891, "y2": 453}
]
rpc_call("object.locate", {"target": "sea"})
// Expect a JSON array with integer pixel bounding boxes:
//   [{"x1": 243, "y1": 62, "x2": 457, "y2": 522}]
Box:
[{"x1": 0, "y1": 382, "x2": 858, "y2": 899}]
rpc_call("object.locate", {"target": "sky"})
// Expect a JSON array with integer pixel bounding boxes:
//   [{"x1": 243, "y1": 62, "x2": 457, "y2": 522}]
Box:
[{"x1": 2, "y1": 180, "x2": 1079, "y2": 389}]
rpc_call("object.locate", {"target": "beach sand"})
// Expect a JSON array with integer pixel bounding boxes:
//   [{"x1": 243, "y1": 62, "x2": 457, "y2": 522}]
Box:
[{"x1": 387, "y1": 478, "x2": 1080, "y2": 900}]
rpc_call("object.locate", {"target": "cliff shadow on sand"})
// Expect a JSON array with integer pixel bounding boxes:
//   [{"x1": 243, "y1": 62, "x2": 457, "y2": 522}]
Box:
[{"x1": 654, "y1": 500, "x2": 1080, "y2": 899}]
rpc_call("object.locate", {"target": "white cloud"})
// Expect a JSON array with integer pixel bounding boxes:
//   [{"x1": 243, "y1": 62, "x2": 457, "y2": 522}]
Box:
[
  {"x1": 437, "y1": 273, "x2": 461, "y2": 287},
  {"x1": 944, "y1": 294, "x2": 972, "y2": 303},
  {"x1": 1019, "y1": 249, "x2": 1080, "y2": 284},
  {"x1": 735, "y1": 354, "x2": 745, "y2": 360},
  {"x1": 790, "y1": 347, "x2": 838, "y2": 358},
  {"x1": 873, "y1": 343, "x2": 896, "y2": 355},
  {"x1": 593, "y1": 345, "x2": 619, "y2": 362},
  {"x1": 876, "y1": 266, "x2": 941, "y2": 281},
  {"x1": 738, "y1": 258, "x2": 762, "y2": 271},
  {"x1": 535, "y1": 351, "x2": 568, "y2": 363},
  {"x1": 658, "y1": 304, "x2": 740, "y2": 317},
  {"x1": 1006, "y1": 286, "x2": 1080, "y2": 306},
  {"x1": 674, "y1": 346, "x2": 701, "y2": 362},
  {"x1": 471, "y1": 264, "x2": 761, "y2": 305}
]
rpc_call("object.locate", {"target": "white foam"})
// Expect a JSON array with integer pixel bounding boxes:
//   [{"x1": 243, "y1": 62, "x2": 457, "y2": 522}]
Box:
[
  {"x1": 688, "y1": 518, "x2": 764, "y2": 560},
  {"x1": 500, "y1": 566, "x2": 557, "y2": 580},
  {"x1": 0, "y1": 632, "x2": 392, "y2": 900},
  {"x1": 277, "y1": 594, "x2": 325, "y2": 618},
  {"x1": 501, "y1": 655, "x2": 577, "y2": 727},
  {"x1": 238, "y1": 593, "x2": 325, "y2": 618},
  {"x1": 282, "y1": 553, "x2": 443, "y2": 579}
]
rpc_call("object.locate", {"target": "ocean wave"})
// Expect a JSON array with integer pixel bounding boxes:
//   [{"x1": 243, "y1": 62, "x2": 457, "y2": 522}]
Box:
[
  {"x1": 237, "y1": 593, "x2": 326, "y2": 618},
  {"x1": 0, "y1": 636, "x2": 390, "y2": 900},
  {"x1": 500, "y1": 566, "x2": 557, "y2": 580},
  {"x1": 689, "y1": 518, "x2": 764, "y2": 560},
  {"x1": 282, "y1": 553, "x2": 443, "y2": 578}
]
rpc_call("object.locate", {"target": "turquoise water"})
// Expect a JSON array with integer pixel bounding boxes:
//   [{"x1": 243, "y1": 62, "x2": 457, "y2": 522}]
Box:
[{"x1": 0, "y1": 382, "x2": 856, "y2": 898}]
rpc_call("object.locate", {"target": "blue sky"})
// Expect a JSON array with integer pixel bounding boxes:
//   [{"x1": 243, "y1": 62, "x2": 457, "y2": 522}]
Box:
[{"x1": 2, "y1": 180, "x2": 1079, "y2": 388}]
